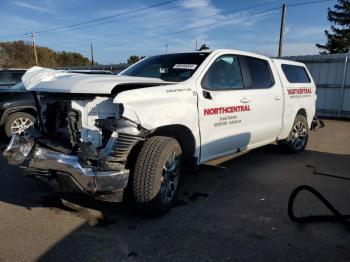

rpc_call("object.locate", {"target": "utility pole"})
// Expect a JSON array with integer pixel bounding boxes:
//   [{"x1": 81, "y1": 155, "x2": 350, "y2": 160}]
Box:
[
  {"x1": 90, "y1": 42, "x2": 94, "y2": 66},
  {"x1": 278, "y1": 3, "x2": 286, "y2": 58},
  {"x1": 31, "y1": 32, "x2": 38, "y2": 66},
  {"x1": 196, "y1": 40, "x2": 198, "y2": 51},
  {"x1": 165, "y1": 43, "x2": 168, "y2": 53},
  {"x1": 338, "y1": 49, "x2": 349, "y2": 117}
]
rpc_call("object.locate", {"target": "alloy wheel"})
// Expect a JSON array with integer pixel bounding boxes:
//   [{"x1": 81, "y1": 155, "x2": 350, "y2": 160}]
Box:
[
  {"x1": 291, "y1": 122, "x2": 307, "y2": 150},
  {"x1": 160, "y1": 152, "x2": 180, "y2": 203},
  {"x1": 10, "y1": 117, "x2": 34, "y2": 135}
]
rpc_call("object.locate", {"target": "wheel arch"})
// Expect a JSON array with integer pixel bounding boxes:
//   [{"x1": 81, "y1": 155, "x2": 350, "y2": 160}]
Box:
[
  {"x1": 0, "y1": 106, "x2": 37, "y2": 125},
  {"x1": 296, "y1": 108, "x2": 313, "y2": 129},
  {"x1": 278, "y1": 107, "x2": 310, "y2": 141},
  {"x1": 151, "y1": 124, "x2": 197, "y2": 163},
  {"x1": 296, "y1": 108, "x2": 307, "y2": 119}
]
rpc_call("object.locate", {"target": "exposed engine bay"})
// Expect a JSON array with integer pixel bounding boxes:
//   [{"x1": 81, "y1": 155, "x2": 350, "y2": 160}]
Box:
[
  {"x1": 3, "y1": 92, "x2": 150, "y2": 200},
  {"x1": 34, "y1": 93, "x2": 148, "y2": 170},
  {"x1": 39, "y1": 94, "x2": 118, "y2": 149},
  {"x1": 3, "y1": 66, "x2": 177, "y2": 201}
]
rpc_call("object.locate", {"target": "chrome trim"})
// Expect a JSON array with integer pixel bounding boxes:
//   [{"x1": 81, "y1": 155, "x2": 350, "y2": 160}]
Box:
[
  {"x1": 3, "y1": 135, "x2": 129, "y2": 193},
  {"x1": 29, "y1": 146, "x2": 129, "y2": 193}
]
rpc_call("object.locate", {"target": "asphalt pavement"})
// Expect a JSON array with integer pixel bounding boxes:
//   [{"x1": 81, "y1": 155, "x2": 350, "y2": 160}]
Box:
[{"x1": 0, "y1": 119, "x2": 349, "y2": 262}]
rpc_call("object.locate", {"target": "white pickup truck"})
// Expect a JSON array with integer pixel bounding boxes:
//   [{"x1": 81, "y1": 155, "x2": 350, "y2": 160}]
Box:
[{"x1": 4, "y1": 49, "x2": 318, "y2": 213}]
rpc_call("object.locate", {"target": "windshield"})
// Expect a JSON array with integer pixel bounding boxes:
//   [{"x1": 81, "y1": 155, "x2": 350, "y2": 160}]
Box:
[
  {"x1": 121, "y1": 52, "x2": 210, "y2": 82},
  {"x1": 0, "y1": 71, "x2": 25, "y2": 87}
]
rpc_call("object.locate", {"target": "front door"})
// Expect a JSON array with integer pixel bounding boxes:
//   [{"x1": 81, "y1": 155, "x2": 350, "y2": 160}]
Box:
[{"x1": 197, "y1": 54, "x2": 253, "y2": 163}]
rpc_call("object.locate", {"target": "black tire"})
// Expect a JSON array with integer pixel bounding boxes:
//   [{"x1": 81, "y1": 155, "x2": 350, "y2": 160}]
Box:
[
  {"x1": 4, "y1": 112, "x2": 35, "y2": 138},
  {"x1": 132, "y1": 136, "x2": 182, "y2": 214},
  {"x1": 278, "y1": 114, "x2": 309, "y2": 153}
]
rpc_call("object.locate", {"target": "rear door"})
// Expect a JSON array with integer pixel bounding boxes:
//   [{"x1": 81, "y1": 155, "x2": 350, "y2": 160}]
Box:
[
  {"x1": 237, "y1": 55, "x2": 284, "y2": 147},
  {"x1": 273, "y1": 59, "x2": 316, "y2": 137}
]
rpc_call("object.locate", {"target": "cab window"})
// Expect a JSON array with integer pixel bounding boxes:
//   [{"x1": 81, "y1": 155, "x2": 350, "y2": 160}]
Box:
[
  {"x1": 202, "y1": 55, "x2": 244, "y2": 91},
  {"x1": 239, "y1": 56, "x2": 274, "y2": 89},
  {"x1": 281, "y1": 64, "x2": 311, "y2": 83},
  {"x1": 121, "y1": 53, "x2": 209, "y2": 82}
]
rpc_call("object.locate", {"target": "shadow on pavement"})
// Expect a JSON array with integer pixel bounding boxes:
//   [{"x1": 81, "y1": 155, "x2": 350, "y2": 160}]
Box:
[{"x1": 1, "y1": 142, "x2": 349, "y2": 261}]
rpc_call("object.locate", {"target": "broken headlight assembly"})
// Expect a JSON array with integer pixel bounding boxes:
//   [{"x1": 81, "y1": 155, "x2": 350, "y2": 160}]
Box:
[{"x1": 95, "y1": 117, "x2": 142, "y2": 135}]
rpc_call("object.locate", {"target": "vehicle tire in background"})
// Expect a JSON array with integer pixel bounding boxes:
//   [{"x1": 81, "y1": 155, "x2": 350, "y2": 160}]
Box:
[
  {"x1": 278, "y1": 114, "x2": 309, "y2": 153},
  {"x1": 132, "y1": 136, "x2": 182, "y2": 214},
  {"x1": 4, "y1": 112, "x2": 35, "y2": 137}
]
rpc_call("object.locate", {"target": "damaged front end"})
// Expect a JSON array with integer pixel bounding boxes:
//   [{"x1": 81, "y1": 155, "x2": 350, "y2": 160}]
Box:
[{"x1": 3, "y1": 93, "x2": 148, "y2": 202}]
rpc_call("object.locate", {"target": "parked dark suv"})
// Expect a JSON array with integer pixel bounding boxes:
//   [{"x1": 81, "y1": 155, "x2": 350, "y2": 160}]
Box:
[
  {"x1": 0, "y1": 69, "x2": 37, "y2": 138},
  {"x1": 0, "y1": 69, "x2": 116, "y2": 138},
  {"x1": 0, "y1": 69, "x2": 26, "y2": 89}
]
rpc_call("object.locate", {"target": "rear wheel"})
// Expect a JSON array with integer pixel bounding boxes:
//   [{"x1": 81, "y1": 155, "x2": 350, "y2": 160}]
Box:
[
  {"x1": 279, "y1": 114, "x2": 309, "y2": 153},
  {"x1": 4, "y1": 112, "x2": 35, "y2": 138},
  {"x1": 132, "y1": 136, "x2": 182, "y2": 214}
]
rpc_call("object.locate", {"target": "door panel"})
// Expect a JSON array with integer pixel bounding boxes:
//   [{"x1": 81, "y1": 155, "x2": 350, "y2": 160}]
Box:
[
  {"x1": 197, "y1": 54, "x2": 252, "y2": 162},
  {"x1": 240, "y1": 56, "x2": 284, "y2": 147},
  {"x1": 197, "y1": 53, "x2": 283, "y2": 163},
  {"x1": 198, "y1": 89, "x2": 254, "y2": 162}
]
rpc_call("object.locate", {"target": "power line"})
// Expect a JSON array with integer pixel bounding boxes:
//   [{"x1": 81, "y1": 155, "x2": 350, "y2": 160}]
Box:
[
  {"x1": 39, "y1": 0, "x2": 207, "y2": 38},
  {"x1": 287, "y1": 0, "x2": 334, "y2": 7},
  {"x1": 0, "y1": 0, "x2": 180, "y2": 39},
  {"x1": 50, "y1": 0, "x2": 278, "y2": 37},
  {"x1": 1, "y1": 0, "x2": 334, "y2": 59},
  {"x1": 44, "y1": 0, "x2": 335, "y2": 40},
  {"x1": 59, "y1": 0, "x2": 333, "y2": 52},
  {"x1": 95, "y1": 0, "x2": 334, "y2": 52},
  {"x1": 48, "y1": 0, "x2": 281, "y2": 49},
  {"x1": 44, "y1": 0, "x2": 208, "y2": 48},
  {"x1": 164, "y1": 0, "x2": 335, "y2": 36},
  {"x1": 96, "y1": 6, "x2": 281, "y2": 51}
]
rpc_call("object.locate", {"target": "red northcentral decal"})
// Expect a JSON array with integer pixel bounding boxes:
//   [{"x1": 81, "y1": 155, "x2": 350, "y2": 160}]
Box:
[
  {"x1": 204, "y1": 105, "x2": 251, "y2": 116},
  {"x1": 287, "y1": 88, "x2": 312, "y2": 95}
]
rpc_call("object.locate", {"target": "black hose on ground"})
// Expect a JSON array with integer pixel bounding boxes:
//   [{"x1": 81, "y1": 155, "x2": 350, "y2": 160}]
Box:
[{"x1": 288, "y1": 185, "x2": 350, "y2": 226}]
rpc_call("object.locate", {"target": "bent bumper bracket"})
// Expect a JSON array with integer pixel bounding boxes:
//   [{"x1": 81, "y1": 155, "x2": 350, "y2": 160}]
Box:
[{"x1": 3, "y1": 135, "x2": 129, "y2": 194}]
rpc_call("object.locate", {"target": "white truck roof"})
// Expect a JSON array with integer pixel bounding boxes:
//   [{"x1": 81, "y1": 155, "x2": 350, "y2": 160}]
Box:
[
  {"x1": 165, "y1": 49, "x2": 308, "y2": 66},
  {"x1": 164, "y1": 50, "x2": 308, "y2": 68},
  {"x1": 271, "y1": 58, "x2": 308, "y2": 67}
]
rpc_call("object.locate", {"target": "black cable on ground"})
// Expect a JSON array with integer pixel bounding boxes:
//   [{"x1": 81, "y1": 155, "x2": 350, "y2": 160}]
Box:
[{"x1": 288, "y1": 185, "x2": 350, "y2": 226}]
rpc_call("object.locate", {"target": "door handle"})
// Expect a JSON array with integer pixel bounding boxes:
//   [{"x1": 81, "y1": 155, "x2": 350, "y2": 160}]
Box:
[
  {"x1": 240, "y1": 97, "x2": 251, "y2": 103},
  {"x1": 203, "y1": 90, "x2": 212, "y2": 100},
  {"x1": 274, "y1": 95, "x2": 282, "y2": 100}
]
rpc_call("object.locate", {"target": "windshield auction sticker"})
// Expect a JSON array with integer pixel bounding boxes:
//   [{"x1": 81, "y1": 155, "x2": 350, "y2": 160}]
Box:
[{"x1": 173, "y1": 64, "x2": 197, "y2": 70}]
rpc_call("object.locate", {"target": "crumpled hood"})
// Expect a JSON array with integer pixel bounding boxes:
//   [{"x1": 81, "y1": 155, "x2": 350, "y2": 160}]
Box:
[{"x1": 22, "y1": 66, "x2": 173, "y2": 94}]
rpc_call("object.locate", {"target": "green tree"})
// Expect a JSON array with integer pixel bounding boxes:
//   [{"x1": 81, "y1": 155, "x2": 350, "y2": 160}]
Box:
[
  {"x1": 127, "y1": 55, "x2": 145, "y2": 65},
  {"x1": 0, "y1": 47, "x2": 8, "y2": 67},
  {"x1": 316, "y1": 0, "x2": 350, "y2": 53},
  {"x1": 0, "y1": 41, "x2": 91, "y2": 68}
]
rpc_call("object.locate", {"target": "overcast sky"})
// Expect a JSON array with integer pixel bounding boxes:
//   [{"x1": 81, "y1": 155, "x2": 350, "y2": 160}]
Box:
[{"x1": 0, "y1": 0, "x2": 335, "y2": 64}]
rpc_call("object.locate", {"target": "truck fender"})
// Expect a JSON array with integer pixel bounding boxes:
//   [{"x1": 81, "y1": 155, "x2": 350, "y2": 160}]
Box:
[{"x1": 0, "y1": 106, "x2": 37, "y2": 125}]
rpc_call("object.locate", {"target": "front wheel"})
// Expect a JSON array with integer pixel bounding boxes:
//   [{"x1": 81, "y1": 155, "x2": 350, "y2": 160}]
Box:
[
  {"x1": 4, "y1": 112, "x2": 35, "y2": 138},
  {"x1": 132, "y1": 136, "x2": 182, "y2": 214},
  {"x1": 278, "y1": 114, "x2": 309, "y2": 153}
]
